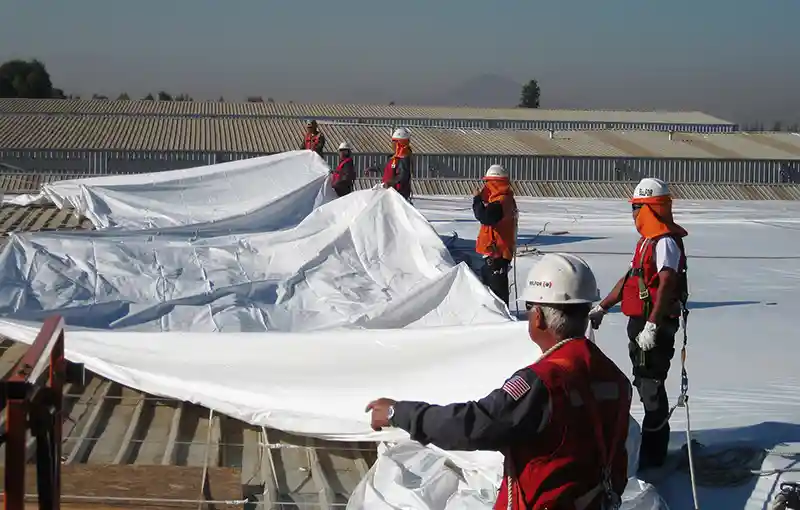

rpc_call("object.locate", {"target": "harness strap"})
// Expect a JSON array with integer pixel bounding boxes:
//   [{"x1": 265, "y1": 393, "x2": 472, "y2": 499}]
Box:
[{"x1": 573, "y1": 378, "x2": 627, "y2": 510}]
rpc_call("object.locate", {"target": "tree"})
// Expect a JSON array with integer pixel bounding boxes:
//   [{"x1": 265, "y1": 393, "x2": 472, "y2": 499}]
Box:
[
  {"x1": 92, "y1": 93, "x2": 109, "y2": 100},
  {"x1": 267, "y1": 97, "x2": 275, "y2": 103},
  {"x1": 157, "y1": 91, "x2": 172, "y2": 101},
  {"x1": 790, "y1": 123, "x2": 799, "y2": 133},
  {"x1": 247, "y1": 96, "x2": 264, "y2": 102},
  {"x1": 174, "y1": 93, "x2": 193, "y2": 101},
  {"x1": 0, "y1": 59, "x2": 59, "y2": 98},
  {"x1": 143, "y1": 93, "x2": 154, "y2": 100},
  {"x1": 117, "y1": 92, "x2": 130, "y2": 100},
  {"x1": 519, "y1": 79, "x2": 541, "y2": 108},
  {"x1": 772, "y1": 121, "x2": 783, "y2": 132}
]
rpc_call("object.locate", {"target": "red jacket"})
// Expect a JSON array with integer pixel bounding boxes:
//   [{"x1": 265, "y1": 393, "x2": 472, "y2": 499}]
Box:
[
  {"x1": 332, "y1": 157, "x2": 354, "y2": 186},
  {"x1": 621, "y1": 235, "x2": 686, "y2": 319},
  {"x1": 496, "y1": 339, "x2": 631, "y2": 510}
]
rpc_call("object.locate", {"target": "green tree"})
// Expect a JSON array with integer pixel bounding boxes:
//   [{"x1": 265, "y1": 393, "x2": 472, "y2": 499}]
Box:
[
  {"x1": 92, "y1": 93, "x2": 109, "y2": 100},
  {"x1": 117, "y1": 92, "x2": 130, "y2": 100},
  {"x1": 772, "y1": 121, "x2": 783, "y2": 132},
  {"x1": 519, "y1": 79, "x2": 541, "y2": 108},
  {"x1": 157, "y1": 91, "x2": 172, "y2": 101},
  {"x1": 142, "y1": 93, "x2": 154, "y2": 100},
  {"x1": 174, "y1": 93, "x2": 193, "y2": 101},
  {"x1": 0, "y1": 59, "x2": 59, "y2": 98},
  {"x1": 218, "y1": 96, "x2": 225, "y2": 102},
  {"x1": 247, "y1": 96, "x2": 264, "y2": 102}
]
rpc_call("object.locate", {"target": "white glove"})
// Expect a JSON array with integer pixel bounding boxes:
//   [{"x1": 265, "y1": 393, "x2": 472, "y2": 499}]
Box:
[
  {"x1": 636, "y1": 322, "x2": 658, "y2": 351},
  {"x1": 588, "y1": 304, "x2": 607, "y2": 329}
]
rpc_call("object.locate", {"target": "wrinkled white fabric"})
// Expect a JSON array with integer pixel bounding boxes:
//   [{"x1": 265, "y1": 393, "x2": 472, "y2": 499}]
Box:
[
  {"x1": 8, "y1": 150, "x2": 336, "y2": 231},
  {"x1": 347, "y1": 435, "x2": 669, "y2": 510},
  {"x1": 0, "y1": 188, "x2": 511, "y2": 332}
]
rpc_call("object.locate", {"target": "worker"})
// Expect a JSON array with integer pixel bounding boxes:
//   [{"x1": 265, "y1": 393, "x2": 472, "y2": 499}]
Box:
[
  {"x1": 473, "y1": 164, "x2": 517, "y2": 306},
  {"x1": 366, "y1": 253, "x2": 632, "y2": 510},
  {"x1": 381, "y1": 127, "x2": 413, "y2": 202},
  {"x1": 589, "y1": 177, "x2": 688, "y2": 471},
  {"x1": 300, "y1": 119, "x2": 326, "y2": 156},
  {"x1": 331, "y1": 142, "x2": 356, "y2": 197}
]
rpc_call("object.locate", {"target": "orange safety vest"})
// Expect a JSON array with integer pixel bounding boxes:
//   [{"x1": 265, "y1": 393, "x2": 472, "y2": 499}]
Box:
[{"x1": 476, "y1": 193, "x2": 517, "y2": 260}]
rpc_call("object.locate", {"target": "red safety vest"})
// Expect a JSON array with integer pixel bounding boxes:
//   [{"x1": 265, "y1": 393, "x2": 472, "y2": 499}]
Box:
[
  {"x1": 382, "y1": 156, "x2": 412, "y2": 197},
  {"x1": 332, "y1": 157, "x2": 352, "y2": 185},
  {"x1": 495, "y1": 339, "x2": 631, "y2": 510},
  {"x1": 620, "y1": 235, "x2": 687, "y2": 319},
  {"x1": 304, "y1": 133, "x2": 322, "y2": 151}
]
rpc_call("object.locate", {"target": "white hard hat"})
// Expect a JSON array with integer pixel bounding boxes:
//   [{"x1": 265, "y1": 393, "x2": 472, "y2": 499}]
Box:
[
  {"x1": 518, "y1": 253, "x2": 600, "y2": 305},
  {"x1": 392, "y1": 127, "x2": 410, "y2": 140},
  {"x1": 484, "y1": 164, "x2": 509, "y2": 180},
  {"x1": 338, "y1": 141, "x2": 352, "y2": 151},
  {"x1": 632, "y1": 178, "x2": 670, "y2": 200}
]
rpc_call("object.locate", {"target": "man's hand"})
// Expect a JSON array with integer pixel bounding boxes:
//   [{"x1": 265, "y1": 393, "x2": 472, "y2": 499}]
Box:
[
  {"x1": 588, "y1": 304, "x2": 607, "y2": 329},
  {"x1": 473, "y1": 186, "x2": 484, "y2": 197},
  {"x1": 636, "y1": 322, "x2": 658, "y2": 351},
  {"x1": 365, "y1": 398, "x2": 397, "y2": 431},
  {"x1": 381, "y1": 182, "x2": 390, "y2": 189}
]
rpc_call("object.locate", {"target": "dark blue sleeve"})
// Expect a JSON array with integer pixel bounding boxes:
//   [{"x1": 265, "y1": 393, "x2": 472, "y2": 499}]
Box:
[
  {"x1": 473, "y1": 196, "x2": 505, "y2": 226},
  {"x1": 391, "y1": 368, "x2": 550, "y2": 452}
]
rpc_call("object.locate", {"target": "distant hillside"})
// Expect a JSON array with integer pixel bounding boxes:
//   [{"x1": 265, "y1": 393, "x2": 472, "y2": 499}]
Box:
[{"x1": 418, "y1": 74, "x2": 523, "y2": 108}]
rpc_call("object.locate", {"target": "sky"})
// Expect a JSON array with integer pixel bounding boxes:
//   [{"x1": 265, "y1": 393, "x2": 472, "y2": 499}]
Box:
[{"x1": 2, "y1": 0, "x2": 799, "y2": 124}]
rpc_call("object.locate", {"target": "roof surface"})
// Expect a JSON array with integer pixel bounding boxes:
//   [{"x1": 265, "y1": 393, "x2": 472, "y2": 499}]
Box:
[
  {"x1": 0, "y1": 114, "x2": 798, "y2": 159},
  {"x1": 0, "y1": 204, "x2": 376, "y2": 509},
  {"x1": 0, "y1": 98, "x2": 735, "y2": 125}
]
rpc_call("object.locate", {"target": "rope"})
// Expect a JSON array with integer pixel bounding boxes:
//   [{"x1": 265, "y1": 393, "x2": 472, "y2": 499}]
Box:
[{"x1": 660, "y1": 440, "x2": 800, "y2": 488}]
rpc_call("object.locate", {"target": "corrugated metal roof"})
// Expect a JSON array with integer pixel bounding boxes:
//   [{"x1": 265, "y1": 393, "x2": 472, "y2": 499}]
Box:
[
  {"x1": 0, "y1": 203, "x2": 377, "y2": 508},
  {"x1": 0, "y1": 114, "x2": 796, "y2": 159},
  {"x1": 0, "y1": 98, "x2": 735, "y2": 125}
]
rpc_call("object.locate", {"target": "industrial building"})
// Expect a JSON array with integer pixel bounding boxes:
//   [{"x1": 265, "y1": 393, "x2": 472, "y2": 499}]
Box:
[
  {"x1": 0, "y1": 97, "x2": 737, "y2": 132},
  {"x1": 0, "y1": 111, "x2": 797, "y2": 193}
]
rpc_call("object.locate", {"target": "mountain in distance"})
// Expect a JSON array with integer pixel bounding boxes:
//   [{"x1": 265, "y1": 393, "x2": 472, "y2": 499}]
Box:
[{"x1": 413, "y1": 74, "x2": 523, "y2": 108}]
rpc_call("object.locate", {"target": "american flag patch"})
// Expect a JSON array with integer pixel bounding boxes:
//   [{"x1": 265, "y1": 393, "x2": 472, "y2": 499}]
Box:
[{"x1": 502, "y1": 375, "x2": 531, "y2": 401}]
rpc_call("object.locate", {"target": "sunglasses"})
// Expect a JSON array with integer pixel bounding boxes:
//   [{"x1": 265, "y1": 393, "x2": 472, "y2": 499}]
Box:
[
  {"x1": 525, "y1": 302, "x2": 535, "y2": 311},
  {"x1": 632, "y1": 204, "x2": 644, "y2": 211}
]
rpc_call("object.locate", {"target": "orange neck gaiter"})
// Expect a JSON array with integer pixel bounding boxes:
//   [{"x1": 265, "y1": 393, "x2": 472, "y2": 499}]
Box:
[
  {"x1": 481, "y1": 178, "x2": 512, "y2": 202},
  {"x1": 392, "y1": 140, "x2": 411, "y2": 159},
  {"x1": 634, "y1": 196, "x2": 688, "y2": 239}
]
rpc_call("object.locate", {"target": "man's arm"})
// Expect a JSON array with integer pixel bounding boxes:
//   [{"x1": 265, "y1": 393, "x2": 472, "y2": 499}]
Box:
[
  {"x1": 472, "y1": 197, "x2": 504, "y2": 226},
  {"x1": 649, "y1": 237, "x2": 682, "y2": 324},
  {"x1": 391, "y1": 368, "x2": 550, "y2": 452},
  {"x1": 598, "y1": 273, "x2": 629, "y2": 310},
  {"x1": 315, "y1": 134, "x2": 326, "y2": 153}
]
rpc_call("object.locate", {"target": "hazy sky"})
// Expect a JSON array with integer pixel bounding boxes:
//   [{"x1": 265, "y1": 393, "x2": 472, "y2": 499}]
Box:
[{"x1": 2, "y1": 0, "x2": 799, "y2": 123}]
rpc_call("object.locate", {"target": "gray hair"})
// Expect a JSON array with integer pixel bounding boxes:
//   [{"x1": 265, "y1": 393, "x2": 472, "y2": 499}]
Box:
[{"x1": 538, "y1": 303, "x2": 591, "y2": 339}]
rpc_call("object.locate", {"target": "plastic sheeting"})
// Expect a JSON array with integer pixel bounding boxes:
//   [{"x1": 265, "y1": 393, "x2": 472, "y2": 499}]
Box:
[
  {"x1": 8, "y1": 150, "x2": 337, "y2": 231},
  {"x1": 0, "y1": 153, "x2": 511, "y2": 331},
  {"x1": 0, "y1": 153, "x2": 661, "y2": 508},
  {"x1": 347, "y1": 433, "x2": 668, "y2": 510}
]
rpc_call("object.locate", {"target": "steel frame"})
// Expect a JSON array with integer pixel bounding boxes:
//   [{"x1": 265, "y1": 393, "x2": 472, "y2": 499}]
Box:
[{"x1": 1, "y1": 316, "x2": 69, "y2": 510}]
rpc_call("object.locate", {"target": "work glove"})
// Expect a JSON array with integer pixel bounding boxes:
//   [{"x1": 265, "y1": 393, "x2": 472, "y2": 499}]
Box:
[
  {"x1": 636, "y1": 322, "x2": 658, "y2": 351},
  {"x1": 588, "y1": 304, "x2": 607, "y2": 329}
]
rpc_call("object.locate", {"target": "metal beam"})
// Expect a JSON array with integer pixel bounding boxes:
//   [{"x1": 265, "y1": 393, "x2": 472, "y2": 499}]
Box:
[
  {"x1": 112, "y1": 396, "x2": 146, "y2": 464},
  {"x1": 161, "y1": 401, "x2": 184, "y2": 465}
]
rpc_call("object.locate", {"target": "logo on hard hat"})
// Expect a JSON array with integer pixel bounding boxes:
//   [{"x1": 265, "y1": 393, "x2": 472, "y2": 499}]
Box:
[
  {"x1": 529, "y1": 280, "x2": 552, "y2": 288},
  {"x1": 637, "y1": 187, "x2": 654, "y2": 197}
]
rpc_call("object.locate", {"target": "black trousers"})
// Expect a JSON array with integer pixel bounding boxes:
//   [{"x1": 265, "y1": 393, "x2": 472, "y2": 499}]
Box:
[
  {"x1": 480, "y1": 257, "x2": 511, "y2": 305},
  {"x1": 627, "y1": 316, "x2": 679, "y2": 469}
]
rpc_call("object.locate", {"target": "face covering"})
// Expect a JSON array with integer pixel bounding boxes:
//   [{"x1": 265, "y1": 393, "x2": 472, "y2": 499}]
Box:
[
  {"x1": 633, "y1": 196, "x2": 688, "y2": 239},
  {"x1": 481, "y1": 178, "x2": 512, "y2": 202}
]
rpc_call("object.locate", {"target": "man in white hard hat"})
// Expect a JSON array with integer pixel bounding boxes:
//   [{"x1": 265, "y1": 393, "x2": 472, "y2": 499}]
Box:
[
  {"x1": 366, "y1": 253, "x2": 632, "y2": 510},
  {"x1": 331, "y1": 142, "x2": 356, "y2": 197},
  {"x1": 473, "y1": 164, "x2": 517, "y2": 305},
  {"x1": 300, "y1": 119, "x2": 326, "y2": 156},
  {"x1": 589, "y1": 177, "x2": 688, "y2": 470},
  {"x1": 380, "y1": 127, "x2": 413, "y2": 202}
]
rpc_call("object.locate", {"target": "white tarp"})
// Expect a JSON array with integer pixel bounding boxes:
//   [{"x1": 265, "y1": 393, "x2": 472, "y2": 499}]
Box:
[
  {"x1": 7, "y1": 150, "x2": 337, "y2": 231},
  {"x1": 0, "y1": 153, "x2": 511, "y2": 331},
  {"x1": 0, "y1": 153, "x2": 657, "y2": 508}
]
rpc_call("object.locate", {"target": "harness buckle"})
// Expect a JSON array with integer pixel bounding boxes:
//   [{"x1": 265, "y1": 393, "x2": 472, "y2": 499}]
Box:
[
  {"x1": 600, "y1": 467, "x2": 621, "y2": 510},
  {"x1": 638, "y1": 288, "x2": 650, "y2": 300}
]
